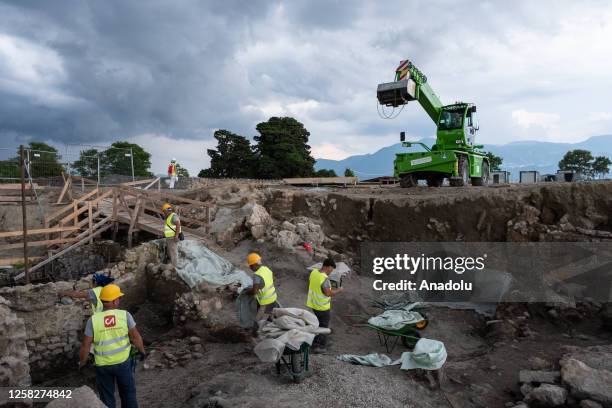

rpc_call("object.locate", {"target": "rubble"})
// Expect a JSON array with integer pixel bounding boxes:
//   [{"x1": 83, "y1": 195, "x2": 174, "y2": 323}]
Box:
[
  {"x1": 0, "y1": 296, "x2": 30, "y2": 388},
  {"x1": 525, "y1": 383, "x2": 567, "y2": 406},
  {"x1": 561, "y1": 358, "x2": 612, "y2": 406},
  {"x1": 46, "y1": 385, "x2": 106, "y2": 408}
]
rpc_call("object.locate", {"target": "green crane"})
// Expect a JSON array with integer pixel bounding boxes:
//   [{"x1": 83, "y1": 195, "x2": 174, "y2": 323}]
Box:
[{"x1": 377, "y1": 60, "x2": 489, "y2": 187}]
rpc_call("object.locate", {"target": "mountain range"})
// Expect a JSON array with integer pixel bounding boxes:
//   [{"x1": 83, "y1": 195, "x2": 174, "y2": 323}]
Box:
[{"x1": 314, "y1": 135, "x2": 612, "y2": 180}]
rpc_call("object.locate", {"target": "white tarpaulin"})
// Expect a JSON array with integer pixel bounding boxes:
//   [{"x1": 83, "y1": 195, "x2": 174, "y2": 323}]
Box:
[
  {"x1": 368, "y1": 308, "x2": 425, "y2": 331},
  {"x1": 254, "y1": 308, "x2": 331, "y2": 363},
  {"x1": 175, "y1": 240, "x2": 251, "y2": 289}
]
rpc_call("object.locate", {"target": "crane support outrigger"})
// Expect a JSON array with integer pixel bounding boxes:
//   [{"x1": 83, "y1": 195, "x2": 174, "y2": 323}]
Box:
[{"x1": 377, "y1": 60, "x2": 489, "y2": 187}]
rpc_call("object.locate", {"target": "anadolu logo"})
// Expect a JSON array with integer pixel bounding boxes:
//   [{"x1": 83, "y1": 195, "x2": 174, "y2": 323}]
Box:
[{"x1": 103, "y1": 315, "x2": 116, "y2": 328}]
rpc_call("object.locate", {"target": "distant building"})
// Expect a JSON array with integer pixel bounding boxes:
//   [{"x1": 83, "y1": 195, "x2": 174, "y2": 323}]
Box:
[
  {"x1": 519, "y1": 171, "x2": 539, "y2": 184},
  {"x1": 491, "y1": 171, "x2": 511, "y2": 184},
  {"x1": 556, "y1": 170, "x2": 582, "y2": 182},
  {"x1": 360, "y1": 176, "x2": 397, "y2": 185}
]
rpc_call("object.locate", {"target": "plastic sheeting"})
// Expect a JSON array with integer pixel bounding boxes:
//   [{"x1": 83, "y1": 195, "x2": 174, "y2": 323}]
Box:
[
  {"x1": 336, "y1": 339, "x2": 447, "y2": 371},
  {"x1": 367, "y1": 308, "x2": 425, "y2": 331},
  {"x1": 175, "y1": 240, "x2": 251, "y2": 289},
  {"x1": 236, "y1": 292, "x2": 258, "y2": 328},
  {"x1": 253, "y1": 308, "x2": 331, "y2": 363}
]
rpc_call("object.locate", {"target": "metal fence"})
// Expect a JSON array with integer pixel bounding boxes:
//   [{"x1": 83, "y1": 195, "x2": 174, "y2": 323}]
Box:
[{"x1": 0, "y1": 145, "x2": 137, "y2": 186}]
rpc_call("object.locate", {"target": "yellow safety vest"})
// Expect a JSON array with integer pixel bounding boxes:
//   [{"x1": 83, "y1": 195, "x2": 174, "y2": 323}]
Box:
[
  {"x1": 306, "y1": 269, "x2": 331, "y2": 311},
  {"x1": 254, "y1": 266, "x2": 277, "y2": 306},
  {"x1": 170, "y1": 164, "x2": 177, "y2": 176},
  {"x1": 164, "y1": 213, "x2": 180, "y2": 238},
  {"x1": 91, "y1": 309, "x2": 131, "y2": 366},
  {"x1": 91, "y1": 286, "x2": 103, "y2": 314}
]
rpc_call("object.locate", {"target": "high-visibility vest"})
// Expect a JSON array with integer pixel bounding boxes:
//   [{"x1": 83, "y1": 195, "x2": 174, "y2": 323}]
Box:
[
  {"x1": 91, "y1": 286, "x2": 103, "y2": 314},
  {"x1": 164, "y1": 213, "x2": 180, "y2": 238},
  {"x1": 306, "y1": 269, "x2": 331, "y2": 311},
  {"x1": 91, "y1": 309, "x2": 131, "y2": 366},
  {"x1": 170, "y1": 164, "x2": 177, "y2": 176},
  {"x1": 254, "y1": 266, "x2": 277, "y2": 306}
]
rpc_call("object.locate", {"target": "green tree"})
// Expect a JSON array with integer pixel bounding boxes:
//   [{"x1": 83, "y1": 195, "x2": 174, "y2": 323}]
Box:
[
  {"x1": 102, "y1": 141, "x2": 152, "y2": 177},
  {"x1": 23, "y1": 142, "x2": 63, "y2": 178},
  {"x1": 592, "y1": 156, "x2": 611, "y2": 179},
  {"x1": 253, "y1": 117, "x2": 315, "y2": 179},
  {"x1": 485, "y1": 152, "x2": 503, "y2": 171},
  {"x1": 344, "y1": 168, "x2": 355, "y2": 177},
  {"x1": 175, "y1": 163, "x2": 190, "y2": 178},
  {"x1": 314, "y1": 168, "x2": 337, "y2": 177},
  {"x1": 558, "y1": 149, "x2": 594, "y2": 177},
  {"x1": 72, "y1": 148, "x2": 99, "y2": 178},
  {"x1": 199, "y1": 130, "x2": 255, "y2": 178}
]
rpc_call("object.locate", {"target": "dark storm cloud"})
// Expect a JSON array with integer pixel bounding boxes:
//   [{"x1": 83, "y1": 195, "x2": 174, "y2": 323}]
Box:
[{"x1": 0, "y1": 0, "x2": 276, "y2": 143}]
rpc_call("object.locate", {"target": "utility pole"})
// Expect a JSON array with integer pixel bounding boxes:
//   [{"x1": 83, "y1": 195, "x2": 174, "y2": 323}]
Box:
[
  {"x1": 130, "y1": 147, "x2": 135, "y2": 181},
  {"x1": 19, "y1": 145, "x2": 29, "y2": 284},
  {"x1": 97, "y1": 152, "x2": 101, "y2": 186}
]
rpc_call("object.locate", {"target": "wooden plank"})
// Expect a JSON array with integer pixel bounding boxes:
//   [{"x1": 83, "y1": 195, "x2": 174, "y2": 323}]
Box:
[
  {"x1": 143, "y1": 177, "x2": 160, "y2": 190},
  {"x1": 120, "y1": 178, "x2": 157, "y2": 187},
  {"x1": 0, "y1": 226, "x2": 79, "y2": 238},
  {"x1": 127, "y1": 197, "x2": 142, "y2": 248},
  {"x1": 120, "y1": 186, "x2": 207, "y2": 207},
  {"x1": 0, "y1": 256, "x2": 43, "y2": 267},
  {"x1": 45, "y1": 188, "x2": 100, "y2": 225},
  {"x1": 0, "y1": 196, "x2": 33, "y2": 202},
  {"x1": 18, "y1": 223, "x2": 113, "y2": 276},
  {"x1": 88, "y1": 202, "x2": 93, "y2": 244},
  {"x1": 71, "y1": 175, "x2": 98, "y2": 185},
  {"x1": 0, "y1": 183, "x2": 40, "y2": 190},
  {"x1": 283, "y1": 176, "x2": 358, "y2": 185},
  {"x1": 0, "y1": 238, "x2": 77, "y2": 251},
  {"x1": 56, "y1": 176, "x2": 71, "y2": 204}
]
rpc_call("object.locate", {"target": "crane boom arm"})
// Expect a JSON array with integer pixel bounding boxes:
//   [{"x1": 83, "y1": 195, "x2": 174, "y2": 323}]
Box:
[{"x1": 377, "y1": 59, "x2": 443, "y2": 123}]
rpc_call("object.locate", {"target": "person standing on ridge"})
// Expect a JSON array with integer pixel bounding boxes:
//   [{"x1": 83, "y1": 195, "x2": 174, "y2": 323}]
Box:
[{"x1": 168, "y1": 158, "x2": 178, "y2": 189}]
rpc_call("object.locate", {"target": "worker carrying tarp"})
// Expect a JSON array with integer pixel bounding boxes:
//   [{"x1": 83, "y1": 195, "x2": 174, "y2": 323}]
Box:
[
  {"x1": 58, "y1": 273, "x2": 115, "y2": 313},
  {"x1": 243, "y1": 253, "x2": 280, "y2": 329},
  {"x1": 167, "y1": 158, "x2": 178, "y2": 189},
  {"x1": 78, "y1": 284, "x2": 146, "y2": 408},
  {"x1": 162, "y1": 203, "x2": 182, "y2": 267},
  {"x1": 306, "y1": 257, "x2": 344, "y2": 353}
]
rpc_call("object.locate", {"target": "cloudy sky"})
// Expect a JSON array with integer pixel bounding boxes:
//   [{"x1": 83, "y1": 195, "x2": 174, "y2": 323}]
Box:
[{"x1": 1, "y1": 0, "x2": 611, "y2": 174}]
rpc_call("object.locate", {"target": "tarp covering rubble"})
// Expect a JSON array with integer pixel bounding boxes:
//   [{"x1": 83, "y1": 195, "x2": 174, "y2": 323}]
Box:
[
  {"x1": 174, "y1": 240, "x2": 251, "y2": 289},
  {"x1": 337, "y1": 338, "x2": 447, "y2": 371},
  {"x1": 254, "y1": 308, "x2": 331, "y2": 363}
]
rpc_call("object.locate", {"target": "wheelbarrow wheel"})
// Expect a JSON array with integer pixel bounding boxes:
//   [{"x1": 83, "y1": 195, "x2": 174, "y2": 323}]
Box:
[
  {"x1": 290, "y1": 353, "x2": 304, "y2": 383},
  {"x1": 401, "y1": 331, "x2": 421, "y2": 348}
]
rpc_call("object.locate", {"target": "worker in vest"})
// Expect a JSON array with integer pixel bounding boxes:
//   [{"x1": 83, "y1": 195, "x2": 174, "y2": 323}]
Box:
[
  {"x1": 306, "y1": 257, "x2": 344, "y2": 353},
  {"x1": 58, "y1": 273, "x2": 114, "y2": 313},
  {"x1": 162, "y1": 203, "x2": 181, "y2": 267},
  {"x1": 168, "y1": 158, "x2": 178, "y2": 189},
  {"x1": 245, "y1": 253, "x2": 279, "y2": 329},
  {"x1": 79, "y1": 284, "x2": 146, "y2": 408}
]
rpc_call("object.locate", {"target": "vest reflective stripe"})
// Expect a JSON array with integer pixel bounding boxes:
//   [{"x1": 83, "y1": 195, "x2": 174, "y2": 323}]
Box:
[
  {"x1": 306, "y1": 269, "x2": 331, "y2": 311},
  {"x1": 254, "y1": 266, "x2": 277, "y2": 306},
  {"x1": 164, "y1": 213, "x2": 180, "y2": 238},
  {"x1": 91, "y1": 286, "x2": 103, "y2": 314},
  {"x1": 92, "y1": 310, "x2": 131, "y2": 366}
]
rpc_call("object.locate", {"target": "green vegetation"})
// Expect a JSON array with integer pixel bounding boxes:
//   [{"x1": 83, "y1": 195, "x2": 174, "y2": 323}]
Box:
[
  {"x1": 485, "y1": 152, "x2": 503, "y2": 171},
  {"x1": 344, "y1": 168, "x2": 355, "y2": 177},
  {"x1": 558, "y1": 149, "x2": 611, "y2": 179},
  {"x1": 199, "y1": 117, "x2": 317, "y2": 179}
]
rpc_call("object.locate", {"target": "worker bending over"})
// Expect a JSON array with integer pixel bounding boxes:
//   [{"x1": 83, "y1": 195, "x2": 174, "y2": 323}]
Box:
[
  {"x1": 79, "y1": 284, "x2": 146, "y2": 408},
  {"x1": 58, "y1": 273, "x2": 114, "y2": 313},
  {"x1": 168, "y1": 158, "x2": 178, "y2": 189},
  {"x1": 306, "y1": 258, "x2": 343, "y2": 353},
  {"x1": 245, "y1": 253, "x2": 279, "y2": 323},
  {"x1": 162, "y1": 203, "x2": 181, "y2": 267}
]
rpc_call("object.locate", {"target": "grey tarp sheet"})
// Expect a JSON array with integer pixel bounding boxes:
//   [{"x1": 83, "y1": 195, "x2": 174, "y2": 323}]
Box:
[{"x1": 175, "y1": 240, "x2": 251, "y2": 289}]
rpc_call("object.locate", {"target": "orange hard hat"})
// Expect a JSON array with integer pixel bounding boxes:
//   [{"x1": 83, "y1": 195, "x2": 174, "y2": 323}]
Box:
[
  {"x1": 247, "y1": 253, "x2": 261, "y2": 266},
  {"x1": 162, "y1": 203, "x2": 172, "y2": 211}
]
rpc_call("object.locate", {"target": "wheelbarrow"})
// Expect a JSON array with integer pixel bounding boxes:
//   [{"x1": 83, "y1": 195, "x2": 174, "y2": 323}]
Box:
[
  {"x1": 352, "y1": 311, "x2": 429, "y2": 353},
  {"x1": 275, "y1": 342, "x2": 310, "y2": 383}
]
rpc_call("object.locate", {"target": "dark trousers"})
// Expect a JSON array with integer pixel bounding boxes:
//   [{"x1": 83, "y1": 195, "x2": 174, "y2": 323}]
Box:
[
  {"x1": 95, "y1": 357, "x2": 138, "y2": 408},
  {"x1": 312, "y1": 309, "x2": 331, "y2": 347}
]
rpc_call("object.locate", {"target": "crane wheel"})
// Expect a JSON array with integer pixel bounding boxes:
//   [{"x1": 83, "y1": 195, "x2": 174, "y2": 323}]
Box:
[
  {"x1": 426, "y1": 175, "x2": 444, "y2": 187},
  {"x1": 399, "y1": 174, "x2": 417, "y2": 188},
  {"x1": 472, "y1": 161, "x2": 490, "y2": 186},
  {"x1": 450, "y1": 156, "x2": 469, "y2": 187}
]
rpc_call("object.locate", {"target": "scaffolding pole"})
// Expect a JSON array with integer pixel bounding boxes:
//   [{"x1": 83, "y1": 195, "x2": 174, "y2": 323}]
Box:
[{"x1": 19, "y1": 145, "x2": 30, "y2": 284}]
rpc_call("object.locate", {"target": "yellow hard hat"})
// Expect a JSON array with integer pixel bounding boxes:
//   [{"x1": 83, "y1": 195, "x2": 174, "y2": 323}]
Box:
[
  {"x1": 247, "y1": 252, "x2": 261, "y2": 266},
  {"x1": 162, "y1": 203, "x2": 172, "y2": 211},
  {"x1": 99, "y1": 284, "x2": 124, "y2": 302}
]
